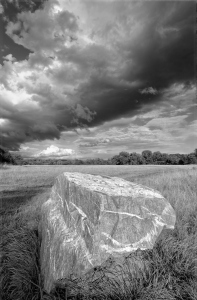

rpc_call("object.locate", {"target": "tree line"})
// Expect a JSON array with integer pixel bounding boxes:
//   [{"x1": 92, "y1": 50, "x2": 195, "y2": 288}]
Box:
[{"x1": 1, "y1": 146, "x2": 197, "y2": 165}]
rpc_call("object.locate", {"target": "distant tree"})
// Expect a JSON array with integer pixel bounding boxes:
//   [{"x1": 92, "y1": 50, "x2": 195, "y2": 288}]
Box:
[
  {"x1": 118, "y1": 152, "x2": 130, "y2": 165},
  {"x1": 23, "y1": 159, "x2": 31, "y2": 165},
  {"x1": 187, "y1": 153, "x2": 197, "y2": 164},
  {"x1": 73, "y1": 159, "x2": 84, "y2": 165},
  {"x1": 137, "y1": 153, "x2": 145, "y2": 165},
  {"x1": 160, "y1": 153, "x2": 169, "y2": 164},
  {"x1": 152, "y1": 151, "x2": 163, "y2": 164},
  {"x1": 11, "y1": 153, "x2": 24, "y2": 165},
  {"x1": 105, "y1": 159, "x2": 111, "y2": 165},
  {"x1": 0, "y1": 146, "x2": 15, "y2": 164},
  {"x1": 129, "y1": 152, "x2": 144, "y2": 165},
  {"x1": 107, "y1": 158, "x2": 113, "y2": 165},
  {"x1": 61, "y1": 159, "x2": 71, "y2": 165},
  {"x1": 84, "y1": 159, "x2": 93, "y2": 165},
  {"x1": 92, "y1": 158, "x2": 105, "y2": 165},
  {"x1": 129, "y1": 153, "x2": 138, "y2": 165},
  {"x1": 178, "y1": 154, "x2": 188, "y2": 165},
  {"x1": 166, "y1": 154, "x2": 180, "y2": 165},
  {"x1": 69, "y1": 159, "x2": 72, "y2": 165},
  {"x1": 142, "y1": 150, "x2": 153, "y2": 164},
  {"x1": 111, "y1": 155, "x2": 122, "y2": 165}
]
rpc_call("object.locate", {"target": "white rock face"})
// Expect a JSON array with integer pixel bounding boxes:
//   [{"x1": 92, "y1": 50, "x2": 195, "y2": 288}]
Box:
[{"x1": 39, "y1": 172, "x2": 176, "y2": 293}]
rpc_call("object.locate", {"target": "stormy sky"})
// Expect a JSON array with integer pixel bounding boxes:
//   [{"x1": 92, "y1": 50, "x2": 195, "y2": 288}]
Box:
[{"x1": 0, "y1": 0, "x2": 196, "y2": 159}]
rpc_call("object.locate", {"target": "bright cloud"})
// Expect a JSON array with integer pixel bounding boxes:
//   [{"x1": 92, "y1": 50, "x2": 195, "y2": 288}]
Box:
[
  {"x1": 146, "y1": 115, "x2": 188, "y2": 130},
  {"x1": 36, "y1": 145, "x2": 75, "y2": 157},
  {"x1": 3, "y1": 54, "x2": 16, "y2": 62},
  {"x1": 139, "y1": 87, "x2": 158, "y2": 95}
]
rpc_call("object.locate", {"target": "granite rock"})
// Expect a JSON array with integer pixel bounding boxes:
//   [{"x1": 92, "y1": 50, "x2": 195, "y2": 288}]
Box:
[{"x1": 39, "y1": 172, "x2": 176, "y2": 293}]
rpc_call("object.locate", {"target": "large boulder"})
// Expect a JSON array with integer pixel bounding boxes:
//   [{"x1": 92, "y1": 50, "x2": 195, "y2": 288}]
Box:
[{"x1": 39, "y1": 172, "x2": 176, "y2": 293}]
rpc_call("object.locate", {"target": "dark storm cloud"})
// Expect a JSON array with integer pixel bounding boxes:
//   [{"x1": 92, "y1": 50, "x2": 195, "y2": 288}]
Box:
[
  {"x1": 0, "y1": 0, "x2": 195, "y2": 151},
  {"x1": 1, "y1": 0, "x2": 47, "y2": 22},
  {"x1": 0, "y1": 0, "x2": 47, "y2": 64},
  {"x1": 0, "y1": 93, "x2": 95, "y2": 150},
  {"x1": 77, "y1": 1, "x2": 194, "y2": 127}
]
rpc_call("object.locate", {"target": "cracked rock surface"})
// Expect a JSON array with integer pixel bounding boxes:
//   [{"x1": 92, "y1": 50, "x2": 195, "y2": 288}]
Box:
[{"x1": 39, "y1": 172, "x2": 176, "y2": 293}]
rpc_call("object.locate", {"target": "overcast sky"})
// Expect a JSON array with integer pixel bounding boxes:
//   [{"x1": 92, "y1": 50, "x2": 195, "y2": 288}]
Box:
[{"x1": 0, "y1": 0, "x2": 196, "y2": 159}]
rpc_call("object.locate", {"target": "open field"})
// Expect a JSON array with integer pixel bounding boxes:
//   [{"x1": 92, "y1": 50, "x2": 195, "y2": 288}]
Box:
[
  {"x1": 1, "y1": 164, "x2": 197, "y2": 299},
  {"x1": 0, "y1": 164, "x2": 195, "y2": 209}
]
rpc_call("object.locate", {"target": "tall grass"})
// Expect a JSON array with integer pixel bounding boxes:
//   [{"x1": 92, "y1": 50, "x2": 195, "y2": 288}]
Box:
[
  {"x1": 0, "y1": 166, "x2": 197, "y2": 299},
  {"x1": 0, "y1": 164, "x2": 194, "y2": 191},
  {"x1": 132, "y1": 167, "x2": 197, "y2": 239}
]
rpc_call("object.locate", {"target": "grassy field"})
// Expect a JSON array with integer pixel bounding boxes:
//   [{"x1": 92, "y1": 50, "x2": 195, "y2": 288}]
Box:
[{"x1": 0, "y1": 164, "x2": 197, "y2": 299}]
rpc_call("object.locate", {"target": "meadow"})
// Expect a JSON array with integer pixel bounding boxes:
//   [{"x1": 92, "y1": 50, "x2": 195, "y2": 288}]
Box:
[{"x1": 0, "y1": 164, "x2": 197, "y2": 300}]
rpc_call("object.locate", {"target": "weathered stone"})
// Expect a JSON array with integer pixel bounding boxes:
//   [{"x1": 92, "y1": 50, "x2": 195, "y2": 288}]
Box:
[{"x1": 39, "y1": 172, "x2": 176, "y2": 293}]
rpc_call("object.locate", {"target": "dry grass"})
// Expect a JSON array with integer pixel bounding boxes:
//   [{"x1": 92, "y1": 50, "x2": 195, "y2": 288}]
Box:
[
  {"x1": 0, "y1": 164, "x2": 194, "y2": 190},
  {"x1": 132, "y1": 168, "x2": 197, "y2": 239},
  {"x1": 0, "y1": 165, "x2": 197, "y2": 299}
]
